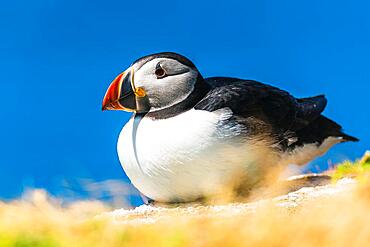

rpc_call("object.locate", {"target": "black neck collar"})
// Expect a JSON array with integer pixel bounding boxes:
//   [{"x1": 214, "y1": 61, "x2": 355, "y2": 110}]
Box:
[{"x1": 145, "y1": 75, "x2": 210, "y2": 120}]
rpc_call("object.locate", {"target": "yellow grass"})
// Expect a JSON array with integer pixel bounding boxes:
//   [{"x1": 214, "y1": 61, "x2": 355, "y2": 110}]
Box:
[{"x1": 1, "y1": 154, "x2": 370, "y2": 247}]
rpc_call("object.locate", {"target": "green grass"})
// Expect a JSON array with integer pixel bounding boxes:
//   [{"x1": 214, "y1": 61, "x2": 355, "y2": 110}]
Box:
[{"x1": 332, "y1": 151, "x2": 370, "y2": 180}]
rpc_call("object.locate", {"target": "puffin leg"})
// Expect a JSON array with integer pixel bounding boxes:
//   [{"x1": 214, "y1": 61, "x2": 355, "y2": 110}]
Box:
[{"x1": 140, "y1": 193, "x2": 155, "y2": 205}]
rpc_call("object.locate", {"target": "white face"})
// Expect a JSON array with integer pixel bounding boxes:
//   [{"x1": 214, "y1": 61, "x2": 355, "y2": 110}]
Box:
[{"x1": 131, "y1": 58, "x2": 199, "y2": 112}]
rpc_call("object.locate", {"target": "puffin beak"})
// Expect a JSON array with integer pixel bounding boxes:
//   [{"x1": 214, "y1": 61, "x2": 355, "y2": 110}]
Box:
[{"x1": 102, "y1": 68, "x2": 150, "y2": 112}]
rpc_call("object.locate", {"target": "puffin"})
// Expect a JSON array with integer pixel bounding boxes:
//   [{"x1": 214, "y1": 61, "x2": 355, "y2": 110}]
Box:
[{"x1": 102, "y1": 52, "x2": 358, "y2": 203}]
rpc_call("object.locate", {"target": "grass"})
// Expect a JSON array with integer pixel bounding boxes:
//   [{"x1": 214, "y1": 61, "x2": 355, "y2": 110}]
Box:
[
  {"x1": 1, "y1": 152, "x2": 370, "y2": 247},
  {"x1": 332, "y1": 151, "x2": 370, "y2": 180}
]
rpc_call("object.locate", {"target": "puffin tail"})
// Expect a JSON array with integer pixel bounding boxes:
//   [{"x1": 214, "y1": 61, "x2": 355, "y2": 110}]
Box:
[
  {"x1": 317, "y1": 115, "x2": 359, "y2": 142},
  {"x1": 295, "y1": 115, "x2": 359, "y2": 145},
  {"x1": 307, "y1": 115, "x2": 359, "y2": 142}
]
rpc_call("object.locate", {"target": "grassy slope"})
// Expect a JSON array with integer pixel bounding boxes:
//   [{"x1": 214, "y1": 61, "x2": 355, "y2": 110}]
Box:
[{"x1": 1, "y1": 152, "x2": 370, "y2": 247}]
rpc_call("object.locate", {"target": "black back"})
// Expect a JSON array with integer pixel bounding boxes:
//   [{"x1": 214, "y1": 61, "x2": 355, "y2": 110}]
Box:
[{"x1": 195, "y1": 77, "x2": 358, "y2": 150}]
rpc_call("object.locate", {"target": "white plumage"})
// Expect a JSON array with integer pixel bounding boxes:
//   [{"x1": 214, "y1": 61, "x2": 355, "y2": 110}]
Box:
[{"x1": 117, "y1": 108, "x2": 272, "y2": 202}]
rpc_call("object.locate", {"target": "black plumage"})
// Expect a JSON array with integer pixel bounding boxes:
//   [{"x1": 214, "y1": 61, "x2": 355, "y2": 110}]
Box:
[{"x1": 194, "y1": 77, "x2": 358, "y2": 151}]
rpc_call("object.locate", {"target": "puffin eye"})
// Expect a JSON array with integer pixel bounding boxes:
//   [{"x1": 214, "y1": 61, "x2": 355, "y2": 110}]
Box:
[{"x1": 155, "y1": 65, "x2": 166, "y2": 79}]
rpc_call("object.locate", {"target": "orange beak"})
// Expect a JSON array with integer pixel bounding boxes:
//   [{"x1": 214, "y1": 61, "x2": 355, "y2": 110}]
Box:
[
  {"x1": 102, "y1": 72, "x2": 126, "y2": 111},
  {"x1": 102, "y1": 68, "x2": 150, "y2": 112}
]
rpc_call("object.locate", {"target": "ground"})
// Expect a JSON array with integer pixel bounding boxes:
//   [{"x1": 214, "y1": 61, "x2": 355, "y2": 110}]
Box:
[
  {"x1": 100, "y1": 176, "x2": 355, "y2": 225},
  {"x1": 0, "y1": 152, "x2": 369, "y2": 247}
]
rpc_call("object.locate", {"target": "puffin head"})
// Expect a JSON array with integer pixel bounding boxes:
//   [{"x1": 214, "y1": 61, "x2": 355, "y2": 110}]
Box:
[{"x1": 102, "y1": 52, "x2": 202, "y2": 113}]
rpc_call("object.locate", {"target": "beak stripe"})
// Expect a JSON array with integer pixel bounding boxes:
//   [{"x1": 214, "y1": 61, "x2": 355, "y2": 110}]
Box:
[
  {"x1": 130, "y1": 67, "x2": 136, "y2": 92},
  {"x1": 130, "y1": 67, "x2": 146, "y2": 97},
  {"x1": 115, "y1": 72, "x2": 124, "y2": 98}
]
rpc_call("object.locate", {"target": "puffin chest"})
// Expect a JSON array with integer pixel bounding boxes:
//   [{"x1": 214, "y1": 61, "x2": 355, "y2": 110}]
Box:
[
  {"x1": 119, "y1": 109, "x2": 229, "y2": 169},
  {"x1": 117, "y1": 108, "x2": 255, "y2": 201}
]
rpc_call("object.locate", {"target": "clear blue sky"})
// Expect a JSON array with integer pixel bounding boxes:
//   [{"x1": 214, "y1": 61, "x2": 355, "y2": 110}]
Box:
[{"x1": 1, "y1": 0, "x2": 369, "y2": 206}]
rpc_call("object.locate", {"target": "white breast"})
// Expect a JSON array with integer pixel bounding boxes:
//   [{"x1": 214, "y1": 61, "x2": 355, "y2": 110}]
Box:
[{"x1": 117, "y1": 108, "x2": 268, "y2": 202}]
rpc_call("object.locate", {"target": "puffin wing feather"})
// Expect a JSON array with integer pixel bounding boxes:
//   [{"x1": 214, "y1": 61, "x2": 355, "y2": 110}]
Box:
[
  {"x1": 195, "y1": 77, "x2": 317, "y2": 132},
  {"x1": 195, "y1": 77, "x2": 358, "y2": 149}
]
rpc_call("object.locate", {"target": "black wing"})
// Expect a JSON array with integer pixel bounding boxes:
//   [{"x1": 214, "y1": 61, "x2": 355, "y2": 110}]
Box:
[
  {"x1": 195, "y1": 77, "x2": 326, "y2": 131},
  {"x1": 195, "y1": 77, "x2": 357, "y2": 148}
]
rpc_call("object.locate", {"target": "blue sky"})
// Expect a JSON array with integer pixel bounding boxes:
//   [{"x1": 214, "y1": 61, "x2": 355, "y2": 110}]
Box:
[{"x1": 1, "y1": 0, "x2": 369, "y2": 206}]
